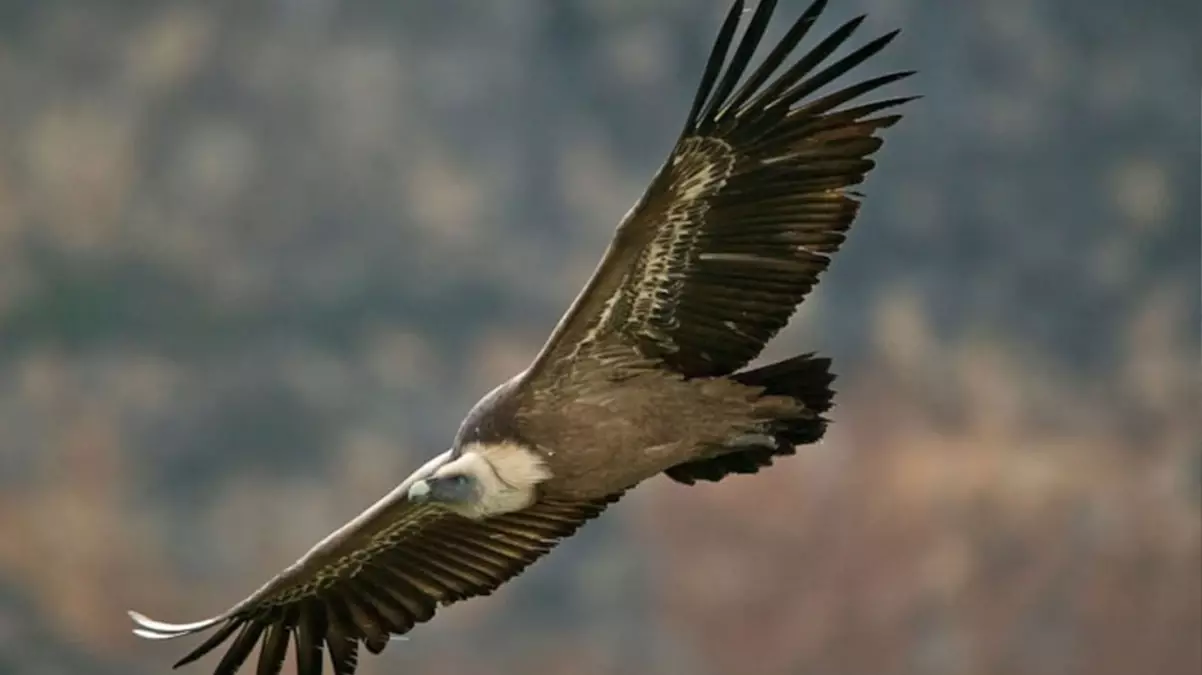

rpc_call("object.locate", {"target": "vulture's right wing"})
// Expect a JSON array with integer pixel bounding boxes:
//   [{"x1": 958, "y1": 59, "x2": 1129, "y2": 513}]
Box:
[
  {"x1": 522, "y1": 0, "x2": 914, "y2": 383},
  {"x1": 129, "y1": 454, "x2": 620, "y2": 675}
]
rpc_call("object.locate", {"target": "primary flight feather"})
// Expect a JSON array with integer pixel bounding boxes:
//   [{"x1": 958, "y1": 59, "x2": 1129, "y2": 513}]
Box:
[{"x1": 130, "y1": 1, "x2": 915, "y2": 673}]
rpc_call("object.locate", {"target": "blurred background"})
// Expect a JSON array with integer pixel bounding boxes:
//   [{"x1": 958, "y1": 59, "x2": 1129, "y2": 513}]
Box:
[{"x1": 0, "y1": 0, "x2": 1198, "y2": 673}]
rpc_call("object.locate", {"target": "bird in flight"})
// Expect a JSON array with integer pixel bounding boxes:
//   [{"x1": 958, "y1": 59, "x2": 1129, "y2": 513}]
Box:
[{"x1": 130, "y1": 0, "x2": 914, "y2": 673}]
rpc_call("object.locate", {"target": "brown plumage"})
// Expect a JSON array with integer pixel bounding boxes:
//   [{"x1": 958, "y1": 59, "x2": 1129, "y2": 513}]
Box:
[{"x1": 129, "y1": 1, "x2": 914, "y2": 673}]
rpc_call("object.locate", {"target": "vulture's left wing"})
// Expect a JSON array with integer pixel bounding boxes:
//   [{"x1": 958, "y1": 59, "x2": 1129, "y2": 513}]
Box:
[
  {"x1": 130, "y1": 453, "x2": 620, "y2": 675},
  {"x1": 522, "y1": 0, "x2": 914, "y2": 383}
]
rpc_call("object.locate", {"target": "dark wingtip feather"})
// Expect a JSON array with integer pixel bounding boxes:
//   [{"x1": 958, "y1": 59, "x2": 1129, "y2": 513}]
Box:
[
  {"x1": 211, "y1": 620, "x2": 267, "y2": 675},
  {"x1": 699, "y1": 0, "x2": 779, "y2": 128},
  {"x1": 684, "y1": 0, "x2": 746, "y2": 132},
  {"x1": 170, "y1": 619, "x2": 244, "y2": 669},
  {"x1": 689, "y1": 0, "x2": 916, "y2": 144},
  {"x1": 325, "y1": 631, "x2": 360, "y2": 675},
  {"x1": 256, "y1": 618, "x2": 292, "y2": 675},
  {"x1": 724, "y1": 0, "x2": 828, "y2": 117},
  {"x1": 295, "y1": 601, "x2": 328, "y2": 675},
  {"x1": 365, "y1": 635, "x2": 389, "y2": 655},
  {"x1": 771, "y1": 27, "x2": 903, "y2": 111}
]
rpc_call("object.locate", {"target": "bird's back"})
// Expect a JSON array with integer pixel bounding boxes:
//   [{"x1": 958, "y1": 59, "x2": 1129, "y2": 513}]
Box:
[{"x1": 514, "y1": 362, "x2": 797, "y2": 498}]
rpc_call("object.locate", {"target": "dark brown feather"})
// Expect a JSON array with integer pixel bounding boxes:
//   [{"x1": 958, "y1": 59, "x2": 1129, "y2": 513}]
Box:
[
  {"x1": 322, "y1": 600, "x2": 359, "y2": 675},
  {"x1": 172, "y1": 618, "x2": 244, "y2": 668},
  {"x1": 256, "y1": 614, "x2": 291, "y2": 675},
  {"x1": 324, "y1": 634, "x2": 357, "y2": 675},
  {"x1": 294, "y1": 601, "x2": 326, "y2": 675},
  {"x1": 213, "y1": 621, "x2": 266, "y2": 675}
]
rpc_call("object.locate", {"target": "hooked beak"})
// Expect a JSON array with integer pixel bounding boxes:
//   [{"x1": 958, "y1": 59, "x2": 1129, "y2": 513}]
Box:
[{"x1": 406, "y1": 480, "x2": 432, "y2": 503}]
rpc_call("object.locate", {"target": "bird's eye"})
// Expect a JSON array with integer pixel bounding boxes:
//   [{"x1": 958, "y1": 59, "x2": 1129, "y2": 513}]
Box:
[{"x1": 447, "y1": 474, "x2": 469, "y2": 485}]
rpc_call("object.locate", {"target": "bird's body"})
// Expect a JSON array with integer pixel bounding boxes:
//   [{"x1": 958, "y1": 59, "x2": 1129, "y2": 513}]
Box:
[
  {"x1": 458, "y1": 357, "x2": 822, "y2": 500},
  {"x1": 130, "y1": 1, "x2": 915, "y2": 673}
]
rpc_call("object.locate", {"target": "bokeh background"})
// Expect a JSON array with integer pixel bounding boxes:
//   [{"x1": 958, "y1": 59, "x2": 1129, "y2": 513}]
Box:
[{"x1": 0, "y1": 0, "x2": 1198, "y2": 673}]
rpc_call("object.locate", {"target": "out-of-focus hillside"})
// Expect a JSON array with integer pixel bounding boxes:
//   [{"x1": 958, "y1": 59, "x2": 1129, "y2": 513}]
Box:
[{"x1": 0, "y1": 1, "x2": 1197, "y2": 674}]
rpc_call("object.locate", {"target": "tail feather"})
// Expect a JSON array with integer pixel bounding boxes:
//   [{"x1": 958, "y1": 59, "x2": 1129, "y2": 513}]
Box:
[{"x1": 664, "y1": 353, "x2": 835, "y2": 485}]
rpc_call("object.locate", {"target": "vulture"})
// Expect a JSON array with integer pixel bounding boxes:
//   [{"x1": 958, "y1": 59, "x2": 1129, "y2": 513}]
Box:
[{"x1": 129, "y1": 0, "x2": 914, "y2": 673}]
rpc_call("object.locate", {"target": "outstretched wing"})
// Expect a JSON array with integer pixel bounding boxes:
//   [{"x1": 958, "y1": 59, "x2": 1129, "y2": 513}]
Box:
[
  {"x1": 524, "y1": 0, "x2": 914, "y2": 382},
  {"x1": 130, "y1": 453, "x2": 621, "y2": 675}
]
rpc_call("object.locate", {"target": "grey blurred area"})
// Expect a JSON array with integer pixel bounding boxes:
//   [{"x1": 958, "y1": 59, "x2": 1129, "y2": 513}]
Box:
[{"x1": 0, "y1": 0, "x2": 1197, "y2": 673}]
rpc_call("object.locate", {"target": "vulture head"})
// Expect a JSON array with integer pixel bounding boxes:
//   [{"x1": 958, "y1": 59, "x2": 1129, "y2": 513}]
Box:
[{"x1": 407, "y1": 441, "x2": 551, "y2": 519}]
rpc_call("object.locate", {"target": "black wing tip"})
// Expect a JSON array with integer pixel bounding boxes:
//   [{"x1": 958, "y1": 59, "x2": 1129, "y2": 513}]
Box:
[
  {"x1": 697, "y1": 0, "x2": 781, "y2": 126},
  {"x1": 878, "y1": 95, "x2": 921, "y2": 121},
  {"x1": 684, "y1": 0, "x2": 749, "y2": 129},
  {"x1": 688, "y1": 0, "x2": 911, "y2": 135},
  {"x1": 689, "y1": 0, "x2": 776, "y2": 133},
  {"x1": 172, "y1": 650, "x2": 207, "y2": 670}
]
